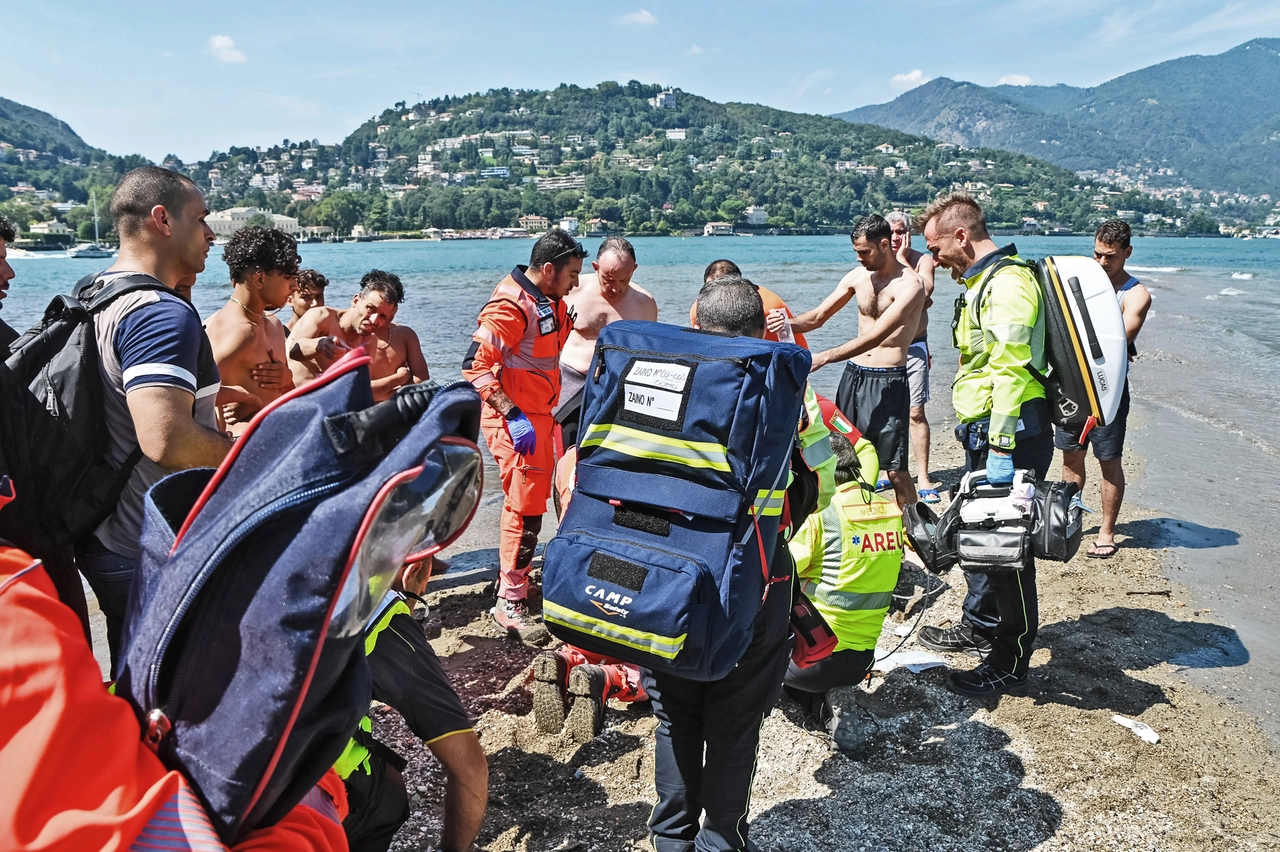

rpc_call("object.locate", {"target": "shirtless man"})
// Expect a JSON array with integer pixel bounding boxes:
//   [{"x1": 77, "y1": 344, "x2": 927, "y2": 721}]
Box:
[
  {"x1": 205, "y1": 226, "x2": 299, "y2": 435},
  {"x1": 778, "y1": 214, "x2": 925, "y2": 506},
  {"x1": 1055, "y1": 219, "x2": 1152, "y2": 558},
  {"x1": 370, "y1": 304, "x2": 430, "y2": 402},
  {"x1": 286, "y1": 269, "x2": 403, "y2": 389},
  {"x1": 888, "y1": 211, "x2": 941, "y2": 503},
  {"x1": 554, "y1": 236, "x2": 656, "y2": 446},
  {"x1": 284, "y1": 268, "x2": 327, "y2": 333}
]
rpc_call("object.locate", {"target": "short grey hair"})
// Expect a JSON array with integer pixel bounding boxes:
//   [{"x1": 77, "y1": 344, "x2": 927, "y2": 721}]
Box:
[
  {"x1": 886, "y1": 211, "x2": 912, "y2": 231},
  {"x1": 695, "y1": 275, "x2": 765, "y2": 338}
]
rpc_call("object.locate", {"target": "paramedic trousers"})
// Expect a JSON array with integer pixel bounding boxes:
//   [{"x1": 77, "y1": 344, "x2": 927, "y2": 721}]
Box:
[
  {"x1": 480, "y1": 408, "x2": 556, "y2": 601},
  {"x1": 641, "y1": 538, "x2": 793, "y2": 852},
  {"x1": 960, "y1": 429, "x2": 1054, "y2": 677}
]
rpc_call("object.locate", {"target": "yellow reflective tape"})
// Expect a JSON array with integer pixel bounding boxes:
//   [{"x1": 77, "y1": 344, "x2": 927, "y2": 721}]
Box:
[
  {"x1": 751, "y1": 488, "x2": 786, "y2": 517},
  {"x1": 581, "y1": 423, "x2": 731, "y2": 472},
  {"x1": 543, "y1": 601, "x2": 686, "y2": 659}
]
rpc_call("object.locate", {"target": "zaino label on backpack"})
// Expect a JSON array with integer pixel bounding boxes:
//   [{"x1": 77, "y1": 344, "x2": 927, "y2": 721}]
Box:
[{"x1": 621, "y1": 359, "x2": 694, "y2": 426}]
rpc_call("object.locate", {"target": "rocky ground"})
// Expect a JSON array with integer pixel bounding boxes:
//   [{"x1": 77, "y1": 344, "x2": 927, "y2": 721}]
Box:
[{"x1": 375, "y1": 438, "x2": 1280, "y2": 852}]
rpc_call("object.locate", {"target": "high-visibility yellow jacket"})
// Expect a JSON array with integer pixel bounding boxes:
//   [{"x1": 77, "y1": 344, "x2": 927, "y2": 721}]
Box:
[
  {"x1": 795, "y1": 385, "x2": 838, "y2": 523},
  {"x1": 952, "y1": 247, "x2": 1047, "y2": 450},
  {"x1": 789, "y1": 481, "x2": 902, "y2": 652},
  {"x1": 332, "y1": 595, "x2": 411, "y2": 780}
]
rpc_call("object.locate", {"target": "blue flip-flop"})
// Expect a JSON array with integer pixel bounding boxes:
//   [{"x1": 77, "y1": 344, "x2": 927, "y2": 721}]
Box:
[
  {"x1": 876, "y1": 478, "x2": 892, "y2": 491},
  {"x1": 918, "y1": 489, "x2": 941, "y2": 504}
]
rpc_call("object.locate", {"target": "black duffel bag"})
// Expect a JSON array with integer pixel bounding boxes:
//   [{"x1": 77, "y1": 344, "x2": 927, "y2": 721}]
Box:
[{"x1": 1030, "y1": 479, "x2": 1083, "y2": 562}]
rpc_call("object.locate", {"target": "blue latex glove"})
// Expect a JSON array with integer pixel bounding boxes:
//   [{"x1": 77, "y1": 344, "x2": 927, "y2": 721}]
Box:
[
  {"x1": 986, "y1": 450, "x2": 1015, "y2": 485},
  {"x1": 506, "y1": 412, "x2": 537, "y2": 456}
]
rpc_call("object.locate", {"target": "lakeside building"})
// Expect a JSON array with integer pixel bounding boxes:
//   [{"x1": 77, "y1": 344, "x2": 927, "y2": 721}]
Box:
[
  {"x1": 744, "y1": 206, "x2": 768, "y2": 226},
  {"x1": 704, "y1": 221, "x2": 734, "y2": 236},
  {"x1": 206, "y1": 207, "x2": 300, "y2": 236},
  {"x1": 665, "y1": 128, "x2": 687, "y2": 141},
  {"x1": 519, "y1": 214, "x2": 550, "y2": 233},
  {"x1": 558, "y1": 217, "x2": 580, "y2": 234},
  {"x1": 28, "y1": 220, "x2": 70, "y2": 235}
]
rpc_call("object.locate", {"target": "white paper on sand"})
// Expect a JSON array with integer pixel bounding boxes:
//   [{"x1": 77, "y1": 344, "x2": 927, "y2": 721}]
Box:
[
  {"x1": 874, "y1": 650, "x2": 947, "y2": 673},
  {"x1": 1112, "y1": 714, "x2": 1161, "y2": 744}
]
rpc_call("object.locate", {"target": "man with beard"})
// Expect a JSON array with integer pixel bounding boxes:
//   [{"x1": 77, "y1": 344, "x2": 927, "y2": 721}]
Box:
[
  {"x1": 286, "y1": 269, "x2": 403, "y2": 387},
  {"x1": 462, "y1": 231, "x2": 582, "y2": 640},
  {"x1": 918, "y1": 191, "x2": 1053, "y2": 698},
  {"x1": 783, "y1": 214, "x2": 926, "y2": 507}
]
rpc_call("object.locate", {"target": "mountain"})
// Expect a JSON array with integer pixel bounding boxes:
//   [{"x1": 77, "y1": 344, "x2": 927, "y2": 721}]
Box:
[
  {"x1": 181, "y1": 81, "x2": 1177, "y2": 237},
  {"x1": 2, "y1": 82, "x2": 1198, "y2": 239},
  {"x1": 0, "y1": 97, "x2": 100, "y2": 160},
  {"x1": 835, "y1": 39, "x2": 1280, "y2": 195}
]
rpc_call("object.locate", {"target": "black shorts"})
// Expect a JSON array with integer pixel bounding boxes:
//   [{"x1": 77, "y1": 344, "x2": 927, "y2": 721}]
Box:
[
  {"x1": 367, "y1": 611, "x2": 474, "y2": 744},
  {"x1": 554, "y1": 363, "x2": 587, "y2": 448},
  {"x1": 1055, "y1": 382, "x2": 1130, "y2": 462},
  {"x1": 835, "y1": 362, "x2": 910, "y2": 472}
]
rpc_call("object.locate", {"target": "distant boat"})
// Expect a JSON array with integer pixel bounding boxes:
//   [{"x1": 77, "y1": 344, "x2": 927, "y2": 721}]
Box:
[{"x1": 68, "y1": 190, "x2": 115, "y2": 259}]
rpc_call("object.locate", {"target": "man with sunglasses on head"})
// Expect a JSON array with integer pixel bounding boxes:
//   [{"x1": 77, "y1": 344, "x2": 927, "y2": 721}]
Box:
[{"x1": 463, "y1": 230, "x2": 583, "y2": 640}]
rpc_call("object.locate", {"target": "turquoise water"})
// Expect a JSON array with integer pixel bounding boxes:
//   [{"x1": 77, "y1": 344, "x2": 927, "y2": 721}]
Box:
[
  {"x1": 9, "y1": 233, "x2": 1280, "y2": 737},
  {"x1": 8, "y1": 235, "x2": 1278, "y2": 397}
]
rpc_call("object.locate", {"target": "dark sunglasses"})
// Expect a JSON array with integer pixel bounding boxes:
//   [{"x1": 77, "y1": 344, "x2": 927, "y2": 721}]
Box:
[{"x1": 550, "y1": 240, "x2": 589, "y2": 261}]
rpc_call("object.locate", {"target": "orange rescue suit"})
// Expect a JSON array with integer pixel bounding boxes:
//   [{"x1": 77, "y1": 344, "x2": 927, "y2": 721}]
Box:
[
  {"x1": 462, "y1": 267, "x2": 573, "y2": 598},
  {"x1": 0, "y1": 544, "x2": 350, "y2": 852}
]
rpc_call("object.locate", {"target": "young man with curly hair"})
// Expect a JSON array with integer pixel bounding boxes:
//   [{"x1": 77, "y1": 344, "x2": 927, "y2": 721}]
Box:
[{"x1": 206, "y1": 226, "x2": 300, "y2": 434}]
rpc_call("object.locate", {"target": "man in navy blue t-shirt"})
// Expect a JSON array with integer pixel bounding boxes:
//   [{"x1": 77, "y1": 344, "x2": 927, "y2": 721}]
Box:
[{"x1": 76, "y1": 167, "x2": 232, "y2": 667}]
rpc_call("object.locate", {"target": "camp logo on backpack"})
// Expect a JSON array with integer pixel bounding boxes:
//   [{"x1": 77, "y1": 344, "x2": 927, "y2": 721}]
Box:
[
  {"x1": 0, "y1": 272, "x2": 170, "y2": 554},
  {"x1": 542, "y1": 320, "x2": 810, "y2": 682}
]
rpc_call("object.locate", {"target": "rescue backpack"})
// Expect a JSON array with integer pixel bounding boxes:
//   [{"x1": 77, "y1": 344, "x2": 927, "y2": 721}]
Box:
[
  {"x1": 542, "y1": 320, "x2": 809, "y2": 681},
  {"x1": 0, "y1": 273, "x2": 168, "y2": 555},
  {"x1": 971, "y1": 256, "x2": 1129, "y2": 440},
  {"x1": 114, "y1": 350, "x2": 483, "y2": 844}
]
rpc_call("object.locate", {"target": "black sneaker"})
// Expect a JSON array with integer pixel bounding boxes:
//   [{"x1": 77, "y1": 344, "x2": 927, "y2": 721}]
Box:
[
  {"x1": 493, "y1": 598, "x2": 548, "y2": 643},
  {"x1": 947, "y1": 662, "x2": 1028, "y2": 698},
  {"x1": 917, "y1": 622, "x2": 992, "y2": 658}
]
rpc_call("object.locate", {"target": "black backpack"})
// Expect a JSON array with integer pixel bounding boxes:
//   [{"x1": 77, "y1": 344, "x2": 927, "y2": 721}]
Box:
[{"x1": 0, "y1": 272, "x2": 170, "y2": 555}]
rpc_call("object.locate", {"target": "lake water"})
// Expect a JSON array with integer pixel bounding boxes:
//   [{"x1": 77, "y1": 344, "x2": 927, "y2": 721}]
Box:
[{"x1": 8, "y1": 234, "x2": 1280, "y2": 738}]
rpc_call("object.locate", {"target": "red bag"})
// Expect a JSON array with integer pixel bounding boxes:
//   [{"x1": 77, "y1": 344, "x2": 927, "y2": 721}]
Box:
[{"x1": 790, "y1": 588, "x2": 838, "y2": 668}]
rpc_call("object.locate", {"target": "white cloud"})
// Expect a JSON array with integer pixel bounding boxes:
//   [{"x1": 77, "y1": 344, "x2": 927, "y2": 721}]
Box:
[
  {"x1": 889, "y1": 69, "x2": 930, "y2": 90},
  {"x1": 208, "y1": 35, "x2": 247, "y2": 64},
  {"x1": 792, "y1": 69, "x2": 836, "y2": 98},
  {"x1": 685, "y1": 44, "x2": 703, "y2": 56},
  {"x1": 616, "y1": 9, "x2": 658, "y2": 25},
  {"x1": 998, "y1": 73, "x2": 1034, "y2": 86}
]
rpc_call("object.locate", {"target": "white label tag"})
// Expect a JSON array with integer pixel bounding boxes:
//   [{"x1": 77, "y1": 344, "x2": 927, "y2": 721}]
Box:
[
  {"x1": 625, "y1": 361, "x2": 690, "y2": 393},
  {"x1": 623, "y1": 382, "x2": 683, "y2": 421}
]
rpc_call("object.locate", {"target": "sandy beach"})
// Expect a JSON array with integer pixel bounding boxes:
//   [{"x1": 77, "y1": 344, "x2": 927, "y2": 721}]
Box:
[{"x1": 360, "y1": 383, "x2": 1280, "y2": 851}]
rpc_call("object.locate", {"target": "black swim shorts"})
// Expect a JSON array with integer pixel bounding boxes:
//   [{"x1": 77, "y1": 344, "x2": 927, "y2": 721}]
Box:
[
  {"x1": 835, "y1": 362, "x2": 910, "y2": 472},
  {"x1": 1055, "y1": 381, "x2": 1130, "y2": 462}
]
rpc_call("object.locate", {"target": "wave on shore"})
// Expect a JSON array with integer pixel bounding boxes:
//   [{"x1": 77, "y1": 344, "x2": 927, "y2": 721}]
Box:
[
  {"x1": 1231, "y1": 272, "x2": 1255, "y2": 280},
  {"x1": 1131, "y1": 265, "x2": 1188, "y2": 273},
  {"x1": 1220, "y1": 287, "x2": 1247, "y2": 296}
]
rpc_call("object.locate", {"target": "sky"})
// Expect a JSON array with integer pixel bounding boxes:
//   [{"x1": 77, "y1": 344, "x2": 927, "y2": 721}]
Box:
[{"x1": 7, "y1": 0, "x2": 1280, "y2": 163}]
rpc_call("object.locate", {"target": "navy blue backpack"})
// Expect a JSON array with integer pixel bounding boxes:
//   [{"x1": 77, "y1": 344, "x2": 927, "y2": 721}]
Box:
[
  {"x1": 543, "y1": 320, "x2": 809, "y2": 681},
  {"x1": 114, "y1": 350, "x2": 482, "y2": 843}
]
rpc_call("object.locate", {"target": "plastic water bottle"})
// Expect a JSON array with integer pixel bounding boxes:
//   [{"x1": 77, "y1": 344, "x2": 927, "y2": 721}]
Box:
[{"x1": 770, "y1": 308, "x2": 795, "y2": 344}]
